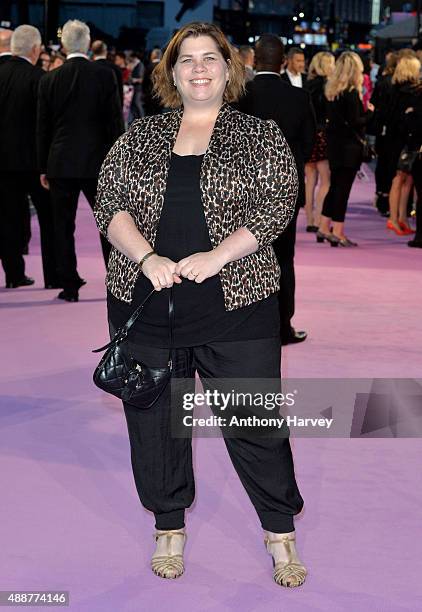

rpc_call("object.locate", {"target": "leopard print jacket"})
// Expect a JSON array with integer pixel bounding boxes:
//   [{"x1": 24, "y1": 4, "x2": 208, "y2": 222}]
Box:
[{"x1": 94, "y1": 103, "x2": 298, "y2": 310}]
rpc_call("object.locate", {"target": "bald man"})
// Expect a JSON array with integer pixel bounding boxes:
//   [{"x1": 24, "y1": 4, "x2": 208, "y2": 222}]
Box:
[{"x1": 0, "y1": 29, "x2": 13, "y2": 65}]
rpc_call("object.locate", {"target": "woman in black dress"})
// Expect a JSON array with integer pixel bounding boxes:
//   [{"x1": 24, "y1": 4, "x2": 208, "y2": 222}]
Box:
[
  {"x1": 304, "y1": 51, "x2": 335, "y2": 231},
  {"x1": 406, "y1": 82, "x2": 422, "y2": 248},
  {"x1": 385, "y1": 55, "x2": 421, "y2": 237},
  {"x1": 317, "y1": 51, "x2": 374, "y2": 247},
  {"x1": 94, "y1": 22, "x2": 307, "y2": 587}
]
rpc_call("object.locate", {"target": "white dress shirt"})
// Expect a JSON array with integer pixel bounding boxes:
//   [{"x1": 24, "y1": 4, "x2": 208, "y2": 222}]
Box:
[
  {"x1": 66, "y1": 53, "x2": 89, "y2": 60},
  {"x1": 286, "y1": 69, "x2": 303, "y2": 88}
]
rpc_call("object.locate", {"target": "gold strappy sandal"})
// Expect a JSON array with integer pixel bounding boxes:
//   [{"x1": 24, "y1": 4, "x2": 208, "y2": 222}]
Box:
[
  {"x1": 151, "y1": 529, "x2": 186, "y2": 579},
  {"x1": 264, "y1": 534, "x2": 307, "y2": 588}
]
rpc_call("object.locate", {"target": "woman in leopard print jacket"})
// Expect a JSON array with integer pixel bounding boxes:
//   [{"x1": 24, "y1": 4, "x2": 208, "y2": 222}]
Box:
[{"x1": 94, "y1": 22, "x2": 307, "y2": 588}]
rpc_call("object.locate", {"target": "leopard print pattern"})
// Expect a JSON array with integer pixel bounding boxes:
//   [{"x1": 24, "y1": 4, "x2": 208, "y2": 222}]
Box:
[{"x1": 94, "y1": 103, "x2": 298, "y2": 310}]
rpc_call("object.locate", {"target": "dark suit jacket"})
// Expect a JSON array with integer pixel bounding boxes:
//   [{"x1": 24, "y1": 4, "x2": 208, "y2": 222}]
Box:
[
  {"x1": 237, "y1": 73, "x2": 316, "y2": 207},
  {"x1": 94, "y1": 57, "x2": 124, "y2": 106},
  {"x1": 0, "y1": 56, "x2": 44, "y2": 172},
  {"x1": 0, "y1": 54, "x2": 12, "y2": 66},
  {"x1": 37, "y1": 57, "x2": 124, "y2": 178},
  {"x1": 280, "y1": 71, "x2": 306, "y2": 88}
]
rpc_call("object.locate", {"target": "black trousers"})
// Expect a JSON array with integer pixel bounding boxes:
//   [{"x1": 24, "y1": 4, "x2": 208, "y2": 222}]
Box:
[
  {"x1": 0, "y1": 172, "x2": 58, "y2": 285},
  {"x1": 272, "y1": 209, "x2": 298, "y2": 340},
  {"x1": 322, "y1": 166, "x2": 359, "y2": 223},
  {"x1": 119, "y1": 336, "x2": 304, "y2": 533},
  {"x1": 375, "y1": 135, "x2": 395, "y2": 196},
  {"x1": 48, "y1": 178, "x2": 111, "y2": 292}
]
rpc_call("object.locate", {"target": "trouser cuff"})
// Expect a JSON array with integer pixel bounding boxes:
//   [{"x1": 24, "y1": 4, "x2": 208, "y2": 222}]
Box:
[
  {"x1": 258, "y1": 511, "x2": 295, "y2": 533},
  {"x1": 154, "y1": 509, "x2": 185, "y2": 530}
]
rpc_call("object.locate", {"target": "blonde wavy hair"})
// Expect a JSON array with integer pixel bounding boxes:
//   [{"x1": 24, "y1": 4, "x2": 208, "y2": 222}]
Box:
[
  {"x1": 325, "y1": 51, "x2": 364, "y2": 101},
  {"x1": 307, "y1": 51, "x2": 335, "y2": 80},
  {"x1": 152, "y1": 22, "x2": 245, "y2": 108},
  {"x1": 392, "y1": 56, "x2": 421, "y2": 85}
]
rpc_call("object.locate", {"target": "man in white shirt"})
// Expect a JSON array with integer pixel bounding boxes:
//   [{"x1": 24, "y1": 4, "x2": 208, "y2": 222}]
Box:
[{"x1": 281, "y1": 47, "x2": 306, "y2": 88}]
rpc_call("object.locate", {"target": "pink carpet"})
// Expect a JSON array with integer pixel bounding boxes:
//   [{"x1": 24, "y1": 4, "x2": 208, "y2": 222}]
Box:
[{"x1": 1, "y1": 167, "x2": 421, "y2": 611}]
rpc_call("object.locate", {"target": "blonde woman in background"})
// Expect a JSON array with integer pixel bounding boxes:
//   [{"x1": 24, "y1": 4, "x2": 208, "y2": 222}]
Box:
[
  {"x1": 317, "y1": 51, "x2": 374, "y2": 246},
  {"x1": 304, "y1": 51, "x2": 335, "y2": 231},
  {"x1": 385, "y1": 55, "x2": 421, "y2": 236}
]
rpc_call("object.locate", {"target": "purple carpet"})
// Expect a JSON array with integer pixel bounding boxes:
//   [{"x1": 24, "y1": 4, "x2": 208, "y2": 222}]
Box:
[{"x1": 1, "y1": 168, "x2": 421, "y2": 611}]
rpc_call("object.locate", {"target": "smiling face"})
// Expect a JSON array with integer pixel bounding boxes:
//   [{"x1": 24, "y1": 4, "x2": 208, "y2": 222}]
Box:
[{"x1": 172, "y1": 35, "x2": 229, "y2": 108}]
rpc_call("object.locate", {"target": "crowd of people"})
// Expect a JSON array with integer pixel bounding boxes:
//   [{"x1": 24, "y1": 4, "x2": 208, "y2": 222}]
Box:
[{"x1": 0, "y1": 19, "x2": 421, "y2": 307}]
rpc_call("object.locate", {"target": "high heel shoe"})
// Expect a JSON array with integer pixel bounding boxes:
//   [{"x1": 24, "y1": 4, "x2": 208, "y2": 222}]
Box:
[
  {"x1": 264, "y1": 534, "x2": 307, "y2": 588},
  {"x1": 316, "y1": 230, "x2": 339, "y2": 246},
  {"x1": 151, "y1": 529, "x2": 186, "y2": 579},
  {"x1": 317, "y1": 230, "x2": 340, "y2": 247},
  {"x1": 398, "y1": 220, "x2": 415, "y2": 235},
  {"x1": 386, "y1": 220, "x2": 406, "y2": 236},
  {"x1": 337, "y1": 236, "x2": 358, "y2": 247}
]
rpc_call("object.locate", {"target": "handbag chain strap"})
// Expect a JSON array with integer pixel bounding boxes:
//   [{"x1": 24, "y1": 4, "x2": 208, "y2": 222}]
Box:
[{"x1": 93, "y1": 287, "x2": 174, "y2": 368}]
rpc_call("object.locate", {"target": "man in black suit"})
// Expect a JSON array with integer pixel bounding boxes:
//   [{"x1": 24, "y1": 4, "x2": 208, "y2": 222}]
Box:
[
  {"x1": 237, "y1": 35, "x2": 316, "y2": 345},
  {"x1": 280, "y1": 47, "x2": 306, "y2": 88},
  {"x1": 37, "y1": 19, "x2": 124, "y2": 302},
  {"x1": 0, "y1": 25, "x2": 58, "y2": 289},
  {"x1": 0, "y1": 28, "x2": 12, "y2": 65},
  {"x1": 91, "y1": 39, "x2": 124, "y2": 107}
]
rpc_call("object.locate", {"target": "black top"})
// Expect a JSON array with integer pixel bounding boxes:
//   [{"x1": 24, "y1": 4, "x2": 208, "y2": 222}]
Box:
[
  {"x1": 304, "y1": 76, "x2": 328, "y2": 129},
  {"x1": 107, "y1": 152, "x2": 279, "y2": 347},
  {"x1": 325, "y1": 89, "x2": 372, "y2": 168},
  {"x1": 369, "y1": 73, "x2": 393, "y2": 137},
  {"x1": 383, "y1": 82, "x2": 422, "y2": 174}
]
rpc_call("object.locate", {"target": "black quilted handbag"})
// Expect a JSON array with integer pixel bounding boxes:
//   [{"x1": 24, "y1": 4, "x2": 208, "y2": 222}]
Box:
[{"x1": 92, "y1": 288, "x2": 174, "y2": 410}]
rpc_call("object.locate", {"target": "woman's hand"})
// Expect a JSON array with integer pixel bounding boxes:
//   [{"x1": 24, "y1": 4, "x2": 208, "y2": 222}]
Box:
[
  {"x1": 175, "y1": 250, "x2": 227, "y2": 283},
  {"x1": 142, "y1": 255, "x2": 182, "y2": 291},
  {"x1": 367, "y1": 102, "x2": 375, "y2": 113}
]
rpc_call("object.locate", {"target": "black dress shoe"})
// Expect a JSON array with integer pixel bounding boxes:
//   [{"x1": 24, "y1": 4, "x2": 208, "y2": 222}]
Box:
[
  {"x1": 57, "y1": 290, "x2": 79, "y2": 302},
  {"x1": 281, "y1": 329, "x2": 308, "y2": 346},
  {"x1": 408, "y1": 239, "x2": 422, "y2": 248},
  {"x1": 46, "y1": 278, "x2": 86, "y2": 290},
  {"x1": 5, "y1": 276, "x2": 35, "y2": 288},
  {"x1": 306, "y1": 225, "x2": 319, "y2": 233}
]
